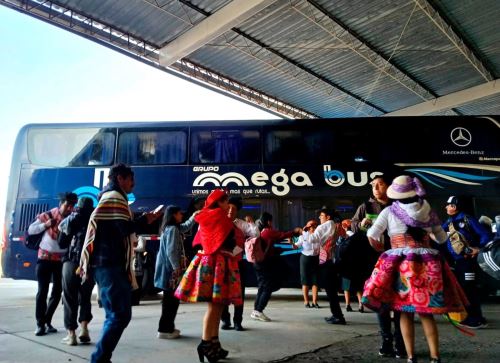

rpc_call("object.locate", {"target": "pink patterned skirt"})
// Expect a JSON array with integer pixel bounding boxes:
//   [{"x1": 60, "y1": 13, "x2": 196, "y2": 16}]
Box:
[
  {"x1": 174, "y1": 250, "x2": 242, "y2": 306},
  {"x1": 362, "y1": 244, "x2": 468, "y2": 314}
]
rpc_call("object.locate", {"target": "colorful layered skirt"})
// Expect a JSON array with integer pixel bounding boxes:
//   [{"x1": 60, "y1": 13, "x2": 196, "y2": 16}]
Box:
[
  {"x1": 174, "y1": 250, "x2": 243, "y2": 305},
  {"x1": 362, "y1": 245, "x2": 468, "y2": 314}
]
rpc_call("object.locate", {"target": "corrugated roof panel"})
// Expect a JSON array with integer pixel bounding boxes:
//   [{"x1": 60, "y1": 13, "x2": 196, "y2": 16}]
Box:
[
  {"x1": 456, "y1": 93, "x2": 500, "y2": 115},
  {"x1": 189, "y1": 42, "x2": 373, "y2": 118},
  {"x1": 236, "y1": 1, "x2": 426, "y2": 111},
  {"x1": 313, "y1": 0, "x2": 487, "y2": 96},
  {"x1": 58, "y1": 0, "x2": 205, "y2": 45},
  {"x1": 435, "y1": 0, "x2": 500, "y2": 78}
]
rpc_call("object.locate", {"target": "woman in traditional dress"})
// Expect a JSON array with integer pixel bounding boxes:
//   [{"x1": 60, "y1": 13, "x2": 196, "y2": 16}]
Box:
[
  {"x1": 175, "y1": 189, "x2": 242, "y2": 363},
  {"x1": 362, "y1": 175, "x2": 468, "y2": 363}
]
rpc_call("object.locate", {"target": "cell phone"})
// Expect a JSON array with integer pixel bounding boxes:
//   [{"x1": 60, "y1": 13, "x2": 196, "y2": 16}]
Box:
[{"x1": 153, "y1": 204, "x2": 165, "y2": 213}]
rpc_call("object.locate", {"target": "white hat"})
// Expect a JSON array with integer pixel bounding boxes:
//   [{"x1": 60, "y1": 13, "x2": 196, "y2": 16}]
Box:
[{"x1": 387, "y1": 175, "x2": 426, "y2": 200}]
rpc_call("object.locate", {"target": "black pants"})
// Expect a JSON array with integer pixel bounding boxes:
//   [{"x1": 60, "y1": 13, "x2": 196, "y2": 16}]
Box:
[
  {"x1": 222, "y1": 260, "x2": 246, "y2": 324},
  {"x1": 62, "y1": 261, "x2": 95, "y2": 330},
  {"x1": 454, "y1": 258, "x2": 484, "y2": 321},
  {"x1": 254, "y1": 257, "x2": 281, "y2": 312},
  {"x1": 320, "y1": 260, "x2": 344, "y2": 319},
  {"x1": 36, "y1": 259, "x2": 63, "y2": 327},
  {"x1": 377, "y1": 310, "x2": 403, "y2": 348},
  {"x1": 158, "y1": 289, "x2": 180, "y2": 333}
]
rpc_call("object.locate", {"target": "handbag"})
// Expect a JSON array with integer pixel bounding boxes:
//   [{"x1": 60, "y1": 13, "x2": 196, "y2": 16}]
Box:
[{"x1": 448, "y1": 221, "x2": 470, "y2": 255}]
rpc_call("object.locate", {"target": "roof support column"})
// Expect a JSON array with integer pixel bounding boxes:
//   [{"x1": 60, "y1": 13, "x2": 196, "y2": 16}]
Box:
[{"x1": 159, "y1": 0, "x2": 277, "y2": 67}]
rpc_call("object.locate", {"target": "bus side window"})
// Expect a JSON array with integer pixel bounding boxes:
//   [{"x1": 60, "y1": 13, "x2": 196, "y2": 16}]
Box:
[
  {"x1": 118, "y1": 130, "x2": 187, "y2": 165},
  {"x1": 68, "y1": 132, "x2": 115, "y2": 166},
  {"x1": 191, "y1": 130, "x2": 260, "y2": 164}
]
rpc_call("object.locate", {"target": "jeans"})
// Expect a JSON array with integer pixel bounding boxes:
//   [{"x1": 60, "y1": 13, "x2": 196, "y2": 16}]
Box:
[
  {"x1": 62, "y1": 261, "x2": 95, "y2": 330},
  {"x1": 454, "y1": 258, "x2": 484, "y2": 321},
  {"x1": 35, "y1": 259, "x2": 63, "y2": 327},
  {"x1": 377, "y1": 310, "x2": 403, "y2": 348},
  {"x1": 158, "y1": 289, "x2": 180, "y2": 333},
  {"x1": 91, "y1": 267, "x2": 132, "y2": 363},
  {"x1": 222, "y1": 259, "x2": 246, "y2": 324},
  {"x1": 320, "y1": 260, "x2": 344, "y2": 319}
]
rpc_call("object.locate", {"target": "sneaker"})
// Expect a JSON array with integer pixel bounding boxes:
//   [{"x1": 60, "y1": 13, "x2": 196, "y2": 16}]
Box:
[
  {"x1": 61, "y1": 335, "x2": 78, "y2": 346},
  {"x1": 346, "y1": 304, "x2": 353, "y2": 312},
  {"x1": 157, "y1": 329, "x2": 180, "y2": 339},
  {"x1": 458, "y1": 317, "x2": 487, "y2": 329},
  {"x1": 407, "y1": 358, "x2": 418, "y2": 363},
  {"x1": 358, "y1": 305, "x2": 364, "y2": 313},
  {"x1": 304, "y1": 302, "x2": 311, "y2": 308},
  {"x1": 395, "y1": 346, "x2": 407, "y2": 359},
  {"x1": 312, "y1": 303, "x2": 320, "y2": 309},
  {"x1": 429, "y1": 358, "x2": 441, "y2": 363},
  {"x1": 46, "y1": 324, "x2": 57, "y2": 333},
  {"x1": 324, "y1": 316, "x2": 347, "y2": 325},
  {"x1": 250, "y1": 310, "x2": 271, "y2": 322},
  {"x1": 379, "y1": 339, "x2": 395, "y2": 357},
  {"x1": 34, "y1": 326, "x2": 46, "y2": 336},
  {"x1": 79, "y1": 327, "x2": 91, "y2": 344}
]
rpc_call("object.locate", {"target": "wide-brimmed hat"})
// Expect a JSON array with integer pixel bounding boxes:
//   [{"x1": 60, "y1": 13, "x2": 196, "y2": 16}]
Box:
[{"x1": 387, "y1": 175, "x2": 426, "y2": 199}]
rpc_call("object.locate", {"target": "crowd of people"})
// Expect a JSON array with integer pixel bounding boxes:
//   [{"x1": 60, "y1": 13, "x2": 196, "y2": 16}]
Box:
[{"x1": 27, "y1": 163, "x2": 498, "y2": 363}]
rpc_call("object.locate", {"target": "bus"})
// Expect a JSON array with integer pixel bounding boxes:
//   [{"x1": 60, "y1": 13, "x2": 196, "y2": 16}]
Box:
[{"x1": 1, "y1": 117, "x2": 499, "y2": 290}]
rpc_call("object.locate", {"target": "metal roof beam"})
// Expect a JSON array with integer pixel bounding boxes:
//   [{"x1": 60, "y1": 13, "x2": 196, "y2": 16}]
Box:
[
  {"x1": 159, "y1": 0, "x2": 277, "y2": 67},
  {"x1": 294, "y1": 0, "x2": 434, "y2": 102},
  {"x1": 413, "y1": 0, "x2": 494, "y2": 82},
  {"x1": 386, "y1": 79, "x2": 500, "y2": 116}
]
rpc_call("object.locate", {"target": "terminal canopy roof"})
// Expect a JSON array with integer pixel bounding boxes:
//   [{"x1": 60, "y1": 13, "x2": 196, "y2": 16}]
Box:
[{"x1": 3, "y1": 0, "x2": 500, "y2": 118}]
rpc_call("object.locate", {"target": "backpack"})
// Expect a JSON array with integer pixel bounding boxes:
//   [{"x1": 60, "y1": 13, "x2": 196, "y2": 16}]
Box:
[
  {"x1": 25, "y1": 211, "x2": 53, "y2": 250},
  {"x1": 244, "y1": 236, "x2": 267, "y2": 263},
  {"x1": 477, "y1": 238, "x2": 500, "y2": 280},
  {"x1": 334, "y1": 235, "x2": 351, "y2": 266}
]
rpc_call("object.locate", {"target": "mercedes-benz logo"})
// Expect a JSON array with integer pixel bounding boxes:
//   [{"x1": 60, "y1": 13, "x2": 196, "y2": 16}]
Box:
[{"x1": 450, "y1": 127, "x2": 471, "y2": 147}]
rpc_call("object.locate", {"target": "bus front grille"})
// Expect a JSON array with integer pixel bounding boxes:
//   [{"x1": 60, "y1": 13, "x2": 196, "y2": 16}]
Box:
[{"x1": 18, "y1": 203, "x2": 50, "y2": 233}]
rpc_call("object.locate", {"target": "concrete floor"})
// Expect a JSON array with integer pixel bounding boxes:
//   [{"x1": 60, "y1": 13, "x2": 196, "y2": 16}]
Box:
[{"x1": 0, "y1": 278, "x2": 498, "y2": 363}]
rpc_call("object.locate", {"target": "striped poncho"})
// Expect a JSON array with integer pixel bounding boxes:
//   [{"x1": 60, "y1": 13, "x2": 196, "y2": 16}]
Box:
[{"x1": 78, "y1": 189, "x2": 138, "y2": 289}]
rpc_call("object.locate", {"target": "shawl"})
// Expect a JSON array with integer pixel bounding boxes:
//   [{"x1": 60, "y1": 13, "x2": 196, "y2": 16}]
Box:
[
  {"x1": 37, "y1": 207, "x2": 62, "y2": 240},
  {"x1": 192, "y1": 207, "x2": 234, "y2": 255},
  {"x1": 390, "y1": 199, "x2": 441, "y2": 228},
  {"x1": 78, "y1": 189, "x2": 138, "y2": 289}
]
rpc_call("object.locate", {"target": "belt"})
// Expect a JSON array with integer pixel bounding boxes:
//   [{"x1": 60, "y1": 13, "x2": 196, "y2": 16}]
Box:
[
  {"x1": 38, "y1": 249, "x2": 64, "y2": 262},
  {"x1": 390, "y1": 234, "x2": 430, "y2": 249}
]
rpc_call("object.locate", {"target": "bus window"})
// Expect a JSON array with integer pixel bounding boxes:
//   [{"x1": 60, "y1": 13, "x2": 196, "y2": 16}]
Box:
[
  {"x1": 265, "y1": 130, "x2": 334, "y2": 163},
  {"x1": 27, "y1": 128, "x2": 115, "y2": 167},
  {"x1": 118, "y1": 130, "x2": 187, "y2": 165},
  {"x1": 191, "y1": 130, "x2": 260, "y2": 164}
]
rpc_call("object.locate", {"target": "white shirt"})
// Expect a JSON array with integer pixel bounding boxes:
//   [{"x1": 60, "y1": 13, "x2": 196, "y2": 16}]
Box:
[
  {"x1": 28, "y1": 218, "x2": 67, "y2": 253},
  {"x1": 294, "y1": 233, "x2": 320, "y2": 256},
  {"x1": 233, "y1": 218, "x2": 260, "y2": 238},
  {"x1": 367, "y1": 201, "x2": 447, "y2": 244},
  {"x1": 302, "y1": 220, "x2": 336, "y2": 246}
]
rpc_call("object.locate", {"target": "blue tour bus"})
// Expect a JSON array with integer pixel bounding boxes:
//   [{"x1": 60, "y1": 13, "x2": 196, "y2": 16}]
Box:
[{"x1": 1, "y1": 117, "x2": 499, "y2": 290}]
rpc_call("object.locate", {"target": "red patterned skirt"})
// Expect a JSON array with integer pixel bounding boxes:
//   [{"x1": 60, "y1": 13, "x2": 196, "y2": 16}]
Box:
[
  {"x1": 174, "y1": 250, "x2": 242, "y2": 305},
  {"x1": 362, "y1": 245, "x2": 468, "y2": 314}
]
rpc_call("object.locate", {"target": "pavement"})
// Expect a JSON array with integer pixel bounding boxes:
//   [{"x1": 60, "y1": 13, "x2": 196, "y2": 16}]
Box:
[{"x1": 0, "y1": 278, "x2": 498, "y2": 363}]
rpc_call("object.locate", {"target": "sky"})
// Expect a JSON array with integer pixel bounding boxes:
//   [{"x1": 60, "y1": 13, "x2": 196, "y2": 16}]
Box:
[{"x1": 0, "y1": 6, "x2": 279, "y2": 226}]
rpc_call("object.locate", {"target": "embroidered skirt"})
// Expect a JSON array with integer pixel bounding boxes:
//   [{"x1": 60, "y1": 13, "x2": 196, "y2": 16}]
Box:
[
  {"x1": 362, "y1": 247, "x2": 468, "y2": 314},
  {"x1": 174, "y1": 250, "x2": 242, "y2": 305}
]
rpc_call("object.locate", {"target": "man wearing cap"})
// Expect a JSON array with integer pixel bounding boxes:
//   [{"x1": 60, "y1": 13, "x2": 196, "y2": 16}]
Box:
[
  {"x1": 351, "y1": 175, "x2": 405, "y2": 359},
  {"x1": 442, "y1": 196, "x2": 491, "y2": 329},
  {"x1": 220, "y1": 197, "x2": 259, "y2": 331},
  {"x1": 28, "y1": 192, "x2": 78, "y2": 336}
]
